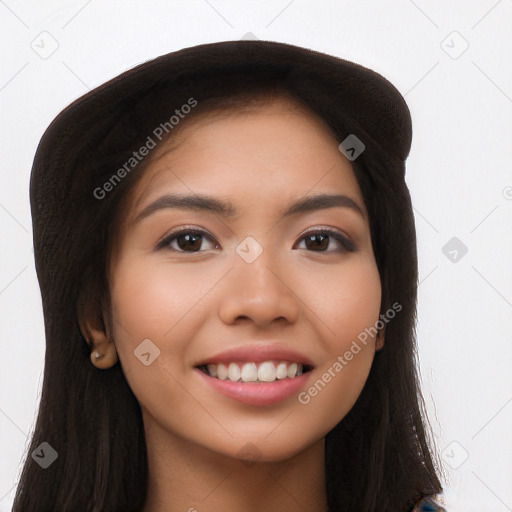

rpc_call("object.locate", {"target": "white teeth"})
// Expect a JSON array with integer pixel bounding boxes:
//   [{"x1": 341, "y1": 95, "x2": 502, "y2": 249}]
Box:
[
  {"x1": 276, "y1": 362, "x2": 288, "y2": 380},
  {"x1": 287, "y1": 362, "x2": 298, "y2": 378},
  {"x1": 217, "y1": 363, "x2": 228, "y2": 380},
  {"x1": 258, "y1": 361, "x2": 276, "y2": 382},
  {"x1": 228, "y1": 362, "x2": 241, "y2": 381},
  {"x1": 241, "y1": 362, "x2": 258, "y2": 382},
  {"x1": 206, "y1": 364, "x2": 217, "y2": 378},
  {"x1": 202, "y1": 360, "x2": 307, "y2": 382}
]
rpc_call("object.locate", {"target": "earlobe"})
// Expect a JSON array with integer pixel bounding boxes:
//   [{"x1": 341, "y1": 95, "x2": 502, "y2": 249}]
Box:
[
  {"x1": 84, "y1": 323, "x2": 119, "y2": 370},
  {"x1": 89, "y1": 341, "x2": 118, "y2": 369},
  {"x1": 77, "y1": 288, "x2": 118, "y2": 369}
]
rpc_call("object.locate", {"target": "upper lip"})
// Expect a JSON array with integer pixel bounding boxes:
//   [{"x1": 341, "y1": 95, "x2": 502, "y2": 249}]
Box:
[{"x1": 194, "y1": 343, "x2": 315, "y2": 368}]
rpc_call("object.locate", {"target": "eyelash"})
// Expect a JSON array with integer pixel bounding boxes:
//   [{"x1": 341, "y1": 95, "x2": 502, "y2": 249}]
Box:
[{"x1": 156, "y1": 226, "x2": 357, "y2": 254}]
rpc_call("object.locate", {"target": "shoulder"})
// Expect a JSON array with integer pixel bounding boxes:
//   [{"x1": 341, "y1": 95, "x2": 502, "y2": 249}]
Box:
[{"x1": 410, "y1": 496, "x2": 447, "y2": 511}]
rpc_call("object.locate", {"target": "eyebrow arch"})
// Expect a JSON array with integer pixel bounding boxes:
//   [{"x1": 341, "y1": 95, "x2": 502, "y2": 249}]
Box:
[{"x1": 132, "y1": 192, "x2": 365, "y2": 226}]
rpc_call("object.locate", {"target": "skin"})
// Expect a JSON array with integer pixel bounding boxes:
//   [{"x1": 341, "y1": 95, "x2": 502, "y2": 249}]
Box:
[{"x1": 84, "y1": 96, "x2": 384, "y2": 512}]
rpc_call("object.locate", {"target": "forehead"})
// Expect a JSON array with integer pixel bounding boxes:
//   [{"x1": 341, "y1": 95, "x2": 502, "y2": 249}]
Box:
[{"x1": 127, "y1": 96, "x2": 365, "y2": 221}]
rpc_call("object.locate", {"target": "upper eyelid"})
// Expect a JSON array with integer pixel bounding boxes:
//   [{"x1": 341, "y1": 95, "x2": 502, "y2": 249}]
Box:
[
  {"x1": 155, "y1": 226, "x2": 214, "y2": 249},
  {"x1": 300, "y1": 225, "x2": 351, "y2": 239}
]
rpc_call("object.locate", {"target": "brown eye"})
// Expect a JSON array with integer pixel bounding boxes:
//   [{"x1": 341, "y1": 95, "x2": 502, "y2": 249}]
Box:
[
  {"x1": 295, "y1": 229, "x2": 357, "y2": 253},
  {"x1": 174, "y1": 233, "x2": 203, "y2": 252},
  {"x1": 303, "y1": 233, "x2": 329, "y2": 251},
  {"x1": 157, "y1": 229, "x2": 219, "y2": 252},
  {"x1": 156, "y1": 227, "x2": 356, "y2": 254}
]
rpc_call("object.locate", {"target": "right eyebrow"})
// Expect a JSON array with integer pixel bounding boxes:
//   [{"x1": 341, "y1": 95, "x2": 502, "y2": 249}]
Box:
[{"x1": 132, "y1": 193, "x2": 237, "y2": 225}]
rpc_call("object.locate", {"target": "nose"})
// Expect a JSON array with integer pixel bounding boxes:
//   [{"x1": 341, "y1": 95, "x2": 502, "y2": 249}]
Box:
[{"x1": 217, "y1": 249, "x2": 300, "y2": 329}]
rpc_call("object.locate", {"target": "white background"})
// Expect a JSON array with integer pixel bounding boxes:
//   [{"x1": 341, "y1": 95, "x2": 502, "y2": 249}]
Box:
[{"x1": 1, "y1": 1, "x2": 511, "y2": 511}]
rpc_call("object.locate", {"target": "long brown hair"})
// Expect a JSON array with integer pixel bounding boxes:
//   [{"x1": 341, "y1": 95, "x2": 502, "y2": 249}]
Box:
[{"x1": 13, "y1": 40, "x2": 444, "y2": 511}]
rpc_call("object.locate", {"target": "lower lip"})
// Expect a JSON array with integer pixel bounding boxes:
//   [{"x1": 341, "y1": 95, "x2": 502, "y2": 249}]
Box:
[{"x1": 194, "y1": 368, "x2": 312, "y2": 406}]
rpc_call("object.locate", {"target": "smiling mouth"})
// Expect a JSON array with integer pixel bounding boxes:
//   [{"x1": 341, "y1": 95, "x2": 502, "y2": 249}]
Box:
[{"x1": 196, "y1": 360, "x2": 314, "y2": 383}]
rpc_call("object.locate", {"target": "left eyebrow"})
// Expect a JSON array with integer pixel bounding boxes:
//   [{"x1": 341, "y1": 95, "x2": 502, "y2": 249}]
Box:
[
  {"x1": 131, "y1": 192, "x2": 366, "y2": 226},
  {"x1": 281, "y1": 193, "x2": 365, "y2": 220}
]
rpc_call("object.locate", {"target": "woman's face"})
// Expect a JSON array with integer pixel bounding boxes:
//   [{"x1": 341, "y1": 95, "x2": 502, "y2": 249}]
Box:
[{"x1": 108, "y1": 97, "x2": 382, "y2": 462}]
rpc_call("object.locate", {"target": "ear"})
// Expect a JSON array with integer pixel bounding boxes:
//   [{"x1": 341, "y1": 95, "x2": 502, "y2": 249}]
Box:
[
  {"x1": 375, "y1": 324, "x2": 385, "y2": 351},
  {"x1": 77, "y1": 286, "x2": 118, "y2": 370}
]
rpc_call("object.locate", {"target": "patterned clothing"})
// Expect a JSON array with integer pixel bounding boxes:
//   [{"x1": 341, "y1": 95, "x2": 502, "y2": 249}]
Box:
[{"x1": 411, "y1": 496, "x2": 447, "y2": 511}]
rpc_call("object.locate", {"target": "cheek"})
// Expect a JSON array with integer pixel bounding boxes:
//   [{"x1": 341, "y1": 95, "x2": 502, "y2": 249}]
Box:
[
  {"x1": 331, "y1": 262, "x2": 381, "y2": 345},
  {"x1": 303, "y1": 253, "x2": 382, "y2": 350},
  {"x1": 110, "y1": 257, "x2": 208, "y2": 344},
  {"x1": 108, "y1": 254, "x2": 225, "y2": 394},
  {"x1": 292, "y1": 256, "x2": 381, "y2": 426},
  {"x1": 108, "y1": 256, "x2": 206, "y2": 412}
]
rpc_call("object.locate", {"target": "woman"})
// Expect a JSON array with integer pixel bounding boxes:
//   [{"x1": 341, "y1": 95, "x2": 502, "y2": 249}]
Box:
[{"x1": 13, "y1": 39, "x2": 446, "y2": 511}]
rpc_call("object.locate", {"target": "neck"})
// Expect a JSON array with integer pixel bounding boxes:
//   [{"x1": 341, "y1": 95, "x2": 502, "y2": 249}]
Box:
[{"x1": 140, "y1": 412, "x2": 329, "y2": 512}]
